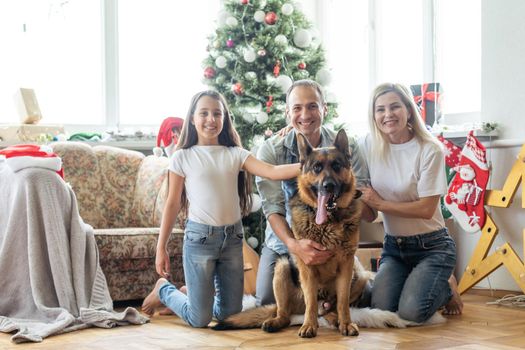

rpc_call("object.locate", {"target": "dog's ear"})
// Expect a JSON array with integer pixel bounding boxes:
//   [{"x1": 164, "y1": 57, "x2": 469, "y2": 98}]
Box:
[
  {"x1": 296, "y1": 132, "x2": 313, "y2": 164},
  {"x1": 334, "y1": 129, "x2": 350, "y2": 157},
  {"x1": 354, "y1": 189, "x2": 362, "y2": 199}
]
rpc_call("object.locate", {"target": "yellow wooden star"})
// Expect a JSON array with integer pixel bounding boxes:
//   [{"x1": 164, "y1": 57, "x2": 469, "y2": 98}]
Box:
[{"x1": 458, "y1": 143, "x2": 525, "y2": 294}]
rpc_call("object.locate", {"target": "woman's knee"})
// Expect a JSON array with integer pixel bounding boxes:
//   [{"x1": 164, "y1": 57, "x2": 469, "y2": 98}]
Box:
[{"x1": 186, "y1": 312, "x2": 213, "y2": 328}]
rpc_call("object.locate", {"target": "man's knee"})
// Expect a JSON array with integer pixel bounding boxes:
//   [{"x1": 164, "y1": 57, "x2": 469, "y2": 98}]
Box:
[{"x1": 187, "y1": 312, "x2": 213, "y2": 328}]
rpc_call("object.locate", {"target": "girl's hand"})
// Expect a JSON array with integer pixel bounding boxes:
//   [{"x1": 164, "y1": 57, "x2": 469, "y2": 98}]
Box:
[
  {"x1": 360, "y1": 186, "x2": 384, "y2": 210},
  {"x1": 277, "y1": 124, "x2": 294, "y2": 137},
  {"x1": 155, "y1": 248, "x2": 171, "y2": 278}
]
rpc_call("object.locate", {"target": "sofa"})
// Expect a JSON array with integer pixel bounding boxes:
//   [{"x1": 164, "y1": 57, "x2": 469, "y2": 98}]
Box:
[{"x1": 50, "y1": 142, "x2": 186, "y2": 301}]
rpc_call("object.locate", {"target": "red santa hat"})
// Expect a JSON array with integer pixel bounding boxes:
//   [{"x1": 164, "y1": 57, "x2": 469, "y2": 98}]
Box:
[
  {"x1": 0, "y1": 144, "x2": 64, "y2": 178},
  {"x1": 154, "y1": 117, "x2": 184, "y2": 157}
]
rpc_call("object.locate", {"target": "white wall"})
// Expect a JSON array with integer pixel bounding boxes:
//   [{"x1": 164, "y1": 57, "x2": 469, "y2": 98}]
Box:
[{"x1": 450, "y1": 0, "x2": 525, "y2": 291}]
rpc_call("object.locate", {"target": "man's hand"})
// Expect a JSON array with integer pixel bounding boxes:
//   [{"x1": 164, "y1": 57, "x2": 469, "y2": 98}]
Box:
[{"x1": 289, "y1": 238, "x2": 333, "y2": 265}]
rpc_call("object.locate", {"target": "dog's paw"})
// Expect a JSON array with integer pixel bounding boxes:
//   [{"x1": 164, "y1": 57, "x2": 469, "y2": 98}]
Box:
[
  {"x1": 262, "y1": 317, "x2": 289, "y2": 333},
  {"x1": 339, "y1": 322, "x2": 359, "y2": 336},
  {"x1": 298, "y1": 323, "x2": 318, "y2": 338}
]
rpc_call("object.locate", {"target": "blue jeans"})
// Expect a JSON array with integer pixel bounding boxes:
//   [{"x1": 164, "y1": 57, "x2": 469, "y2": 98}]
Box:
[
  {"x1": 371, "y1": 228, "x2": 456, "y2": 323},
  {"x1": 158, "y1": 220, "x2": 244, "y2": 327}
]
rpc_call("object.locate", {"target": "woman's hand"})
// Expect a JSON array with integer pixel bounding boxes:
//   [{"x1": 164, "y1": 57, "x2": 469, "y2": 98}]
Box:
[
  {"x1": 155, "y1": 247, "x2": 171, "y2": 278},
  {"x1": 360, "y1": 186, "x2": 384, "y2": 211}
]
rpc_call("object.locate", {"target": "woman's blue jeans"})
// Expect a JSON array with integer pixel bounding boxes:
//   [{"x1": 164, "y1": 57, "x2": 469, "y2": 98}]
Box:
[
  {"x1": 158, "y1": 220, "x2": 244, "y2": 327},
  {"x1": 371, "y1": 228, "x2": 456, "y2": 323}
]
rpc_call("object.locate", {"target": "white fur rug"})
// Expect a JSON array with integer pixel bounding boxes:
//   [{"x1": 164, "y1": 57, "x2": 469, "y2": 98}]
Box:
[{"x1": 242, "y1": 295, "x2": 446, "y2": 329}]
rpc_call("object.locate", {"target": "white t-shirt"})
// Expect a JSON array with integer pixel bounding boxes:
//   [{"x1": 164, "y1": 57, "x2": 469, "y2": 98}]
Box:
[
  {"x1": 169, "y1": 145, "x2": 251, "y2": 226},
  {"x1": 360, "y1": 135, "x2": 447, "y2": 236}
]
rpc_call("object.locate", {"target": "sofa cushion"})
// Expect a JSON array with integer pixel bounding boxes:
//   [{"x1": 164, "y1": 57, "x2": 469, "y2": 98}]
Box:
[
  {"x1": 50, "y1": 142, "x2": 106, "y2": 228},
  {"x1": 94, "y1": 146, "x2": 144, "y2": 228}
]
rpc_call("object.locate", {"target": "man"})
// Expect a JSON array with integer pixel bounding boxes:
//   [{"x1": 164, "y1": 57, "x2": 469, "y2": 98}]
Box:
[{"x1": 255, "y1": 79, "x2": 372, "y2": 306}]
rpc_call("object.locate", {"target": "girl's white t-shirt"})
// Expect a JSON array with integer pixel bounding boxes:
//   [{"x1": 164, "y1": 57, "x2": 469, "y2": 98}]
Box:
[
  {"x1": 170, "y1": 145, "x2": 251, "y2": 226},
  {"x1": 360, "y1": 135, "x2": 447, "y2": 236}
]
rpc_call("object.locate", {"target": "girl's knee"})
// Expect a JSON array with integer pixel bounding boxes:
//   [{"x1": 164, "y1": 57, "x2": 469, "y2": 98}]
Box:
[{"x1": 187, "y1": 313, "x2": 213, "y2": 328}]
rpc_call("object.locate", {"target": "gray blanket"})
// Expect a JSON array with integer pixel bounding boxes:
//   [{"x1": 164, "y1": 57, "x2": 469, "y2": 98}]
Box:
[{"x1": 0, "y1": 164, "x2": 148, "y2": 343}]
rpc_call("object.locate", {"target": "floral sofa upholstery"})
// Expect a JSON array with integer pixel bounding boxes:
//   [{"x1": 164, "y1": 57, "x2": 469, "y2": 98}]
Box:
[{"x1": 50, "y1": 142, "x2": 185, "y2": 301}]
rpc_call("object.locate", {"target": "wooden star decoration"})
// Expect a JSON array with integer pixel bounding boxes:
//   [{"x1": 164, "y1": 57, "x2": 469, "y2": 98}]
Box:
[{"x1": 458, "y1": 143, "x2": 525, "y2": 294}]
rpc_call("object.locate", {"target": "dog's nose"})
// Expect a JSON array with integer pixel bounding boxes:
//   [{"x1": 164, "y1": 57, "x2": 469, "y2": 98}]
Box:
[{"x1": 323, "y1": 179, "x2": 336, "y2": 192}]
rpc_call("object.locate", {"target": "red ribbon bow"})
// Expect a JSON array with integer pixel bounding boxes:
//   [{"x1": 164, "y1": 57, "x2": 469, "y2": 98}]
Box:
[{"x1": 413, "y1": 83, "x2": 441, "y2": 122}]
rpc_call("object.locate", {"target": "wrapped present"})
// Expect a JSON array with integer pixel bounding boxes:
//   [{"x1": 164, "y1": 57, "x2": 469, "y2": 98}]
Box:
[{"x1": 410, "y1": 82, "x2": 442, "y2": 127}]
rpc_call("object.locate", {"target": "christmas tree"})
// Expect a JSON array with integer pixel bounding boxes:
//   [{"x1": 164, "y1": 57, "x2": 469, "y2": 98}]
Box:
[
  {"x1": 202, "y1": 0, "x2": 337, "y2": 150},
  {"x1": 202, "y1": 0, "x2": 337, "y2": 250}
]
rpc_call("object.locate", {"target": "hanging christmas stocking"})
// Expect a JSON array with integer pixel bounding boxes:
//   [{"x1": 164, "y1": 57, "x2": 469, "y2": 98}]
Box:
[
  {"x1": 153, "y1": 117, "x2": 184, "y2": 157},
  {"x1": 444, "y1": 131, "x2": 489, "y2": 232},
  {"x1": 438, "y1": 134, "x2": 463, "y2": 219}
]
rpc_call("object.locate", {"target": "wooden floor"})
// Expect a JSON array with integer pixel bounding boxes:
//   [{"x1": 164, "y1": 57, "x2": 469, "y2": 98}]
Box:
[{"x1": 2, "y1": 290, "x2": 525, "y2": 350}]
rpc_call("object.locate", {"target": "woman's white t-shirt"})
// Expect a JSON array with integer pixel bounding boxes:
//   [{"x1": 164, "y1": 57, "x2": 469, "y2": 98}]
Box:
[
  {"x1": 170, "y1": 145, "x2": 251, "y2": 226},
  {"x1": 360, "y1": 135, "x2": 447, "y2": 236}
]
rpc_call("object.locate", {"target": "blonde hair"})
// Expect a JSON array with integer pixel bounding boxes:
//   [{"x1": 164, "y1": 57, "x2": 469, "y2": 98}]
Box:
[{"x1": 368, "y1": 83, "x2": 440, "y2": 161}]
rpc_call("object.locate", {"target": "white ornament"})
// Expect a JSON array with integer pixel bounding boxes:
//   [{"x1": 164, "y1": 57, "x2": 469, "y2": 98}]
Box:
[
  {"x1": 256, "y1": 111, "x2": 269, "y2": 124},
  {"x1": 243, "y1": 113, "x2": 255, "y2": 124},
  {"x1": 259, "y1": 0, "x2": 267, "y2": 9},
  {"x1": 226, "y1": 16, "x2": 238, "y2": 27},
  {"x1": 293, "y1": 29, "x2": 312, "y2": 48},
  {"x1": 254, "y1": 10, "x2": 265, "y2": 23},
  {"x1": 251, "y1": 193, "x2": 262, "y2": 212},
  {"x1": 215, "y1": 56, "x2": 227, "y2": 69},
  {"x1": 281, "y1": 3, "x2": 294, "y2": 16},
  {"x1": 316, "y1": 68, "x2": 332, "y2": 86},
  {"x1": 326, "y1": 91, "x2": 338, "y2": 103},
  {"x1": 243, "y1": 49, "x2": 256, "y2": 63},
  {"x1": 275, "y1": 34, "x2": 288, "y2": 46},
  {"x1": 310, "y1": 27, "x2": 322, "y2": 48},
  {"x1": 245, "y1": 71, "x2": 257, "y2": 80},
  {"x1": 247, "y1": 236, "x2": 259, "y2": 249},
  {"x1": 275, "y1": 75, "x2": 293, "y2": 93},
  {"x1": 217, "y1": 10, "x2": 229, "y2": 26}
]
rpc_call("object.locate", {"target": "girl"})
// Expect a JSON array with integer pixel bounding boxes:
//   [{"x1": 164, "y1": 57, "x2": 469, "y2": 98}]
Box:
[
  {"x1": 359, "y1": 83, "x2": 462, "y2": 323},
  {"x1": 141, "y1": 90, "x2": 300, "y2": 328}
]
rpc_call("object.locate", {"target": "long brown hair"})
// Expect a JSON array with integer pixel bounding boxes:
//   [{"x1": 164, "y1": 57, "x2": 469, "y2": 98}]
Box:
[{"x1": 175, "y1": 90, "x2": 253, "y2": 217}]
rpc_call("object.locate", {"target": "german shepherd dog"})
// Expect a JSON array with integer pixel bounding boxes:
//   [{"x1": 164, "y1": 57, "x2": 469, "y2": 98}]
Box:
[{"x1": 213, "y1": 129, "x2": 365, "y2": 338}]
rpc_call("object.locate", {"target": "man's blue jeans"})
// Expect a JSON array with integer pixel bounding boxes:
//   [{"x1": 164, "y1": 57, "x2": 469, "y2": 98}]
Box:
[
  {"x1": 371, "y1": 228, "x2": 456, "y2": 323},
  {"x1": 158, "y1": 220, "x2": 244, "y2": 327}
]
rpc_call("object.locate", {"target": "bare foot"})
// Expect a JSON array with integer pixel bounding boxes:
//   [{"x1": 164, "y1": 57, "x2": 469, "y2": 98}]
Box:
[
  {"x1": 141, "y1": 278, "x2": 168, "y2": 316},
  {"x1": 443, "y1": 275, "x2": 463, "y2": 315},
  {"x1": 158, "y1": 285, "x2": 187, "y2": 316}
]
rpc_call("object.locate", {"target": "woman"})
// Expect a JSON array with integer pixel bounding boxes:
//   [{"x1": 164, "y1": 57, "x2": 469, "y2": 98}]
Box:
[{"x1": 359, "y1": 83, "x2": 462, "y2": 323}]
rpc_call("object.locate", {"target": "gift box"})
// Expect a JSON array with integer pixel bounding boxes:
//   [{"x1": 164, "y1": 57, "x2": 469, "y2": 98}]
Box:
[{"x1": 410, "y1": 82, "x2": 442, "y2": 127}]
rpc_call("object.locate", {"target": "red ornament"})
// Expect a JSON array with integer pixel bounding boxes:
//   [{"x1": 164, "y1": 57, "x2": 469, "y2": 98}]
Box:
[
  {"x1": 203, "y1": 67, "x2": 216, "y2": 79},
  {"x1": 226, "y1": 38, "x2": 235, "y2": 48},
  {"x1": 266, "y1": 95, "x2": 273, "y2": 112},
  {"x1": 232, "y1": 82, "x2": 244, "y2": 95},
  {"x1": 298, "y1": 62, "x2": 306, "y2": 70},
  {"x1": 241, "y1": 0, "x2": 249, "y2": 4},
  {"x1": 273, "y1": 60, "x2": 281, "y2": 77},
  {"x1": 265, "y1": 12, "x2": 277, "y2": 25}
]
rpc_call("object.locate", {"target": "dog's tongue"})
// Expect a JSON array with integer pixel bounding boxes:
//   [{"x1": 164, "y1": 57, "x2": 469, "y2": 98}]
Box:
[{"x1": 316, "y1": 194, "x2": 329, "y2": 225}]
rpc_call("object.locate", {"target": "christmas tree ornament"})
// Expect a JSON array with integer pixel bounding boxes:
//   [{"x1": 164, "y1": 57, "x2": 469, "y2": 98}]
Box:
[
  {"x1": 298, "y1": 62, "x2": 306, "y2": 70},
  {"x1": 266, "y1": 95, "x2": 273, "y2": 112},
  {"x1": 275, "y1": 75, "x2": 293, "y2": 93},
  {"x1": 217, "y1": 10, "x2": 229, "y2": 26},
  {"x1": 213, "y1": 40, "x2": 221, "y2": 49},
  {"x1": 281, "y1": 3, "x2": 294, "y2": 16},
  {"x1": 256, "y1": 111, "x2": 269, "y2": 124},
  {"x1": 203, "y1": 66, "x2": 216, "y2": 79},
  {"x1": 275, "y1": 34, "x2": 288, "y2": 46},
  {"x1": 316, "y1": 68, "x2": 332, "y2": 85},
  {"x1": 445, "y1": 131, "x2": 489, "y2": 233},
  {"x1": 265, "y1": 11, "x2": 278, "y2": 25},
  {"x1": 215, "y1": 55, "x2": 227, "y2": 69},
  {"x1": 259, "y1": 0, "x2": 267, "y2": 8},
  {"x1": 215, "y1": 75, "x2": 225, "y2": 84},
  {"x1": 242, "y1": 113, "x2": 255, "y2": 123},
  {"x1": 232, "y1": 82, "x2": 244, "y2": 95},
  {"x1": 273, "y1": 60, "x2": 281, "y2": 77},
  {"x1": 247, "y1": 236, "x2": 259, "y2": 249},
  {"x1": 243, "y1": 48, "x2": 256, "y2": 63},
  {"x1": 241, "y1": 0, "x2": 249, "y2": 4},
  {"x1": 257, "y1": 48, "x2": 267, "y2": 56},
  {"x1": 310, "y1": 27, "x2": 322, "y2": 48},
  {"x1": 293, "y1": 28, "x2": 312, "y2": 48},
  {"x1": 264, "y1": 128, "x2": 273, "y2": 137},
  {"x1": 244, "y1": 71, "x2": 257, "y2": 80},
  {"x1": 226, "y1": 16, "x2": 238, "y2": 27},
  {"x1": 226, "y1": 38, "x2": 235, "y2": 48},
  {"x1": 325, "y1": 91, "x2": 337, "y2": 103},
  {"x1": 254, "y1": 10, "x2": 265, "y2": 23}
]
